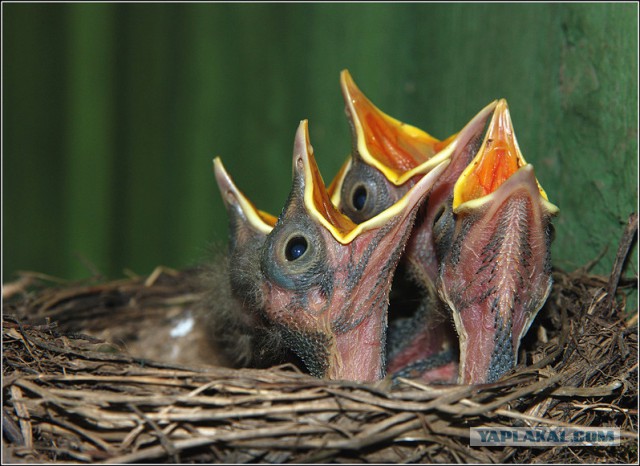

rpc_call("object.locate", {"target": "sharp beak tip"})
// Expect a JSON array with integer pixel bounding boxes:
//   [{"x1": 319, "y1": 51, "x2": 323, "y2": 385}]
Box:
[
  {"x1": 292, "y1": 120, "x2": 314, "y2": 174},
  {"x1": 212, "y1": 158, "x2": 230, "y2": 191}
]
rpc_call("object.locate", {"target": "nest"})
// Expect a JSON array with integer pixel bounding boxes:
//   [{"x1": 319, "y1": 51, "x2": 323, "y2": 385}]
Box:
[{"x1": 3, "y1": 215, "x2": 638, "y2": 464}]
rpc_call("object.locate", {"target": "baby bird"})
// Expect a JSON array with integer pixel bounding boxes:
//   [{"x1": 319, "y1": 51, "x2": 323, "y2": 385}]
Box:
[
  {"x1": 329, "y1": 70, "x2": 497, "y2": 382},
  {"x1": 330, "y1": 70, "x2": 497, "y2": 291},
  {"x1": 202, "y1": 156, "x2": 287, "y2": 370},
  {"x1": 213, "y1": 120, "x2": 448, "y2": 382},
  {"x1": 435, "y1": 99, "x2": 559, "y2": 384}
]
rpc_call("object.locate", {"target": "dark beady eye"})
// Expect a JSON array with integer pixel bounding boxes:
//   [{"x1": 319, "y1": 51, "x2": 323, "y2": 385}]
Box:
[
  {"x1": 352, "y1": 185, "x2": 367, "y2": 211},
  {"x1": 339, "y1": 162, "x2": 393, "y2": 223},
  {"x1": 285, "y1": 236, "x2": 308, "y2": 261}
]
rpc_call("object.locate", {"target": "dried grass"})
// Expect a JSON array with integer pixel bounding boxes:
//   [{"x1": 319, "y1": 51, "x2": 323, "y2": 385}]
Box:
[{"x1": 2, "y1": 215, "x2": 638, "y2": 463}]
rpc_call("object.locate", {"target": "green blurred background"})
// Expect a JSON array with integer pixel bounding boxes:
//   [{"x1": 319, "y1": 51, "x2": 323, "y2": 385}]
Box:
[{"x1": 3, "y1": 3, "x2": 638, "y2": 282}]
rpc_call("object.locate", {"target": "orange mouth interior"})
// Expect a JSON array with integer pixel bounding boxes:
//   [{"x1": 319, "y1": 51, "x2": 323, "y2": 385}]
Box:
[
  {"x1": 306, "y1": 150, "x2": 358, "y2": 238},
  {"x1": 454, "y1": 100, "x2": 525, "y2": 207},
  {"x1": 342, "y1": 70, "x2": 442, "y2": 174}
]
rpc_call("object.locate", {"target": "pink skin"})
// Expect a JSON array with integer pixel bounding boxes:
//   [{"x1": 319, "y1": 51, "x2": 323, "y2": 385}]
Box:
[
  {"x1": 261, "y1": 227, "x2": 398, "y2": 381},
  {"x1": 404, "y1": 144, "x2": 481, "y2": 288},
  {"x1": 214, "y1": 144, "x2": 423, "y2": 382},
  {"x1": 405, "y1": 105, "x2": 497, "y2": 290},
  {"x1": 438, "y1": 165, "x2": 556, "y2": 384},
  {"x1": 336, "y1": 102, "x2": 496, "y2": 382},
  {"x1": 387, "y1": 323, "x2": 454, "y2": 376},
  {"x1": 421, "y1": 362, "x2": 458, "y2": 384},
  {"x1": 257, "y1": 122, "x2": 448, "y2": 382}
]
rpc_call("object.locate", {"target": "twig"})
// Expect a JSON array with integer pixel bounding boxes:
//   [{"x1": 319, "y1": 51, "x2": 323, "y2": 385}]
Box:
[
  {"x1": 127, "y1": 403, "x2": 179, "y2": 462},
  {"x1": 550, "y1": 381, "x2": 623, "y2": 397},
  {"x1": 603, "y1": 212, "x2": 638, "y2": 313},
  {"x1": 10, "y1": 386, "x2": 33, "y2": 451},
  {"x1": 2, "y1": 407, "x2": 24, "y2": 446}
]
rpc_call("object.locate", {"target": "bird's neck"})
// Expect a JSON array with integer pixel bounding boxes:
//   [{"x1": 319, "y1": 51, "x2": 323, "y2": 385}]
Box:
[{"x1": 326, "y1": 304, "x2": 386, "y2": 382}]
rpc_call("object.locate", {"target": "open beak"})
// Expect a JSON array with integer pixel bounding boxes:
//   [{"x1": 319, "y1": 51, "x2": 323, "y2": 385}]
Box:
[
  {"x1": 329, "y1": 70, "x2": 452, "y2": 204},
  {"x1": 212, "y1": 156, "x2": 281, "y2": 328},
  {"x1": 259, "y1": 120, "x2": 448, "y2": 382},
  {"x1": 383, "y1": 102, "x2": 500, "y2": 382},
  {"x1": 329, "y1": 70, "x2": 499, "y2": 287},
  {"x1": 213, "y1": 157, "x2": 277, "y2": 242},
  {"x1": 327, "y1": 70, "x2": 501, "y2": 382},
  {"x1": 438, "y1": 99, "x2": 559, "y2": 384},
  {"x1": 405, "y1": 99, "x2": 498, "y2": 288}
]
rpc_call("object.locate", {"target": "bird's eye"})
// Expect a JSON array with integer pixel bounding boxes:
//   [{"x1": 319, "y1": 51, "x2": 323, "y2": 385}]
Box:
[
  {"x1": 352, "y1": 185, "x2": 367, "y2": 211},
  {"x1": 339, "y1": 162, "x2": 393, "y2": 223},
  {"x1": 285, "y1": 236, "x2": 308, "y2": 261},
  {"x1": 261, "y1": 217, "x2": 326, "y2": 291}
]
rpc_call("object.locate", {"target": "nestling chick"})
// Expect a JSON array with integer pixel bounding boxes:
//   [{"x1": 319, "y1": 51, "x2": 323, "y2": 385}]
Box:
[
  {"x1": 329, "y1": 70, "x2": 498, "y2": 382},
  {"x1": 435, "y1": 99, "x2": 559, "y2": 384},
  {"x1": 200, "y1": 163, "x2": 292, "y2": 370},
  {"x1": 213, "y1": 120, "x2": 448, "y2": 382}
]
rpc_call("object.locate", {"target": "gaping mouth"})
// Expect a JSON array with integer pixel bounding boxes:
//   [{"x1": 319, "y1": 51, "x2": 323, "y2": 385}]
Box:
[
  {"x1": 213, "y1": 157, "x2": 277, "y2": 234},
  {"x1": 453, "y1": 99, "x2": 551, "y2": 211},
  {"x1": 439, "y1": 98, "x2": 559, "y2": 384},
  {"x1": 295, "y1": 119, "x2": 450, "y2": 245},
  {"x1": 340, "y1": 69, "x2": 451, "y2": 186}
]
